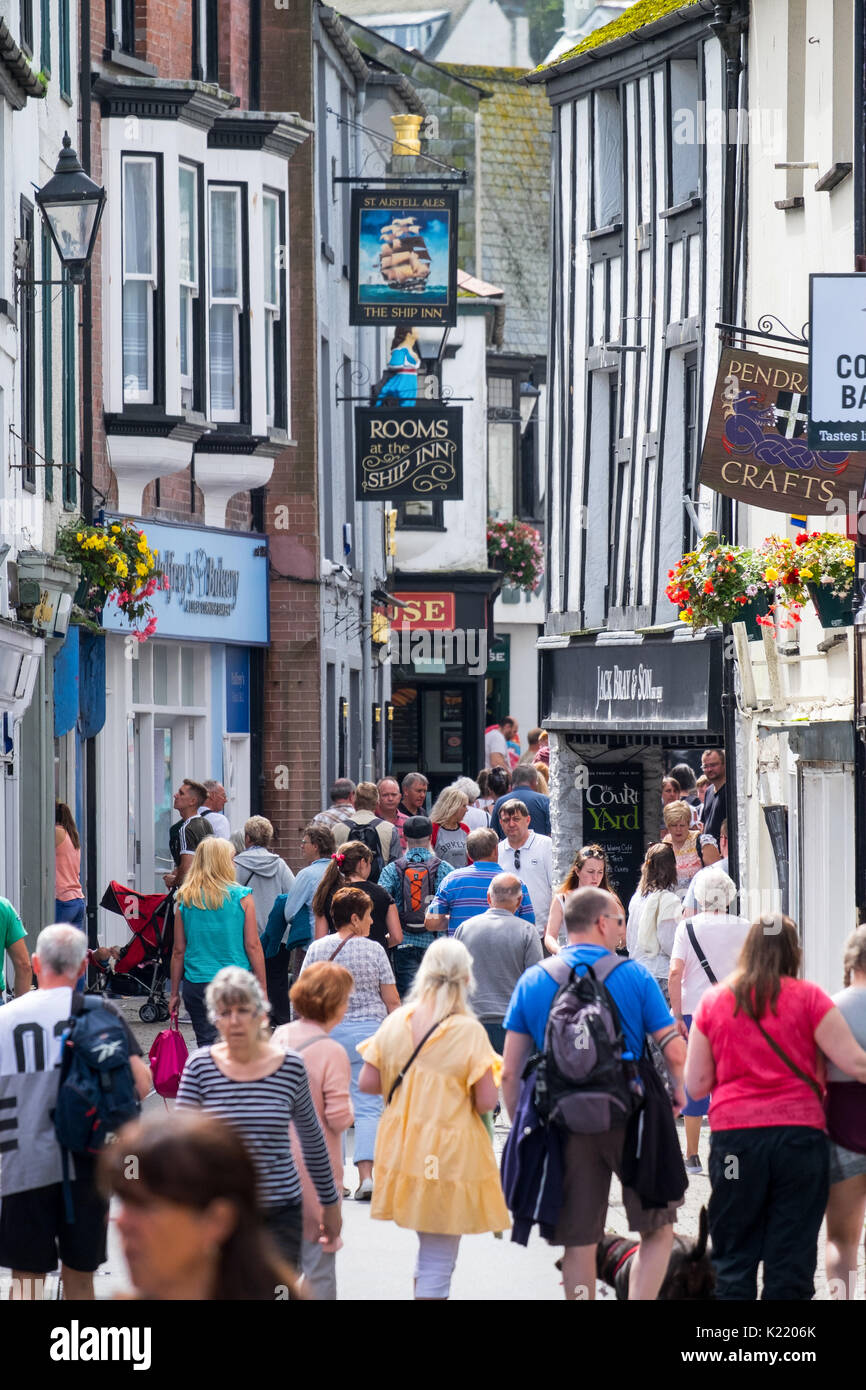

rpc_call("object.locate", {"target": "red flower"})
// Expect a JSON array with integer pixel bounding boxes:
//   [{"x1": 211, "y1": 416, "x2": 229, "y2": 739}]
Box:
[{"x1": 703, "y1": 580, "x2": 715, "y2": 594}]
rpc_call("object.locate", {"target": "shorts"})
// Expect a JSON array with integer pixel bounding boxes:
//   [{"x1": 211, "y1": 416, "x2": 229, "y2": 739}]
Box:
[
  {"x1": 829, "y1": 1140, "x2": 866, "y2": 1185},
  {"x1": 552, "y1": 1128, "x2": 682, "y2": 1248},
  {"x1": 680, "y1": 1015, "x2": 710, "y2": 1119},
  {"x1": 0, "y1": 1164, "x2": 108, "y2": 1273}
]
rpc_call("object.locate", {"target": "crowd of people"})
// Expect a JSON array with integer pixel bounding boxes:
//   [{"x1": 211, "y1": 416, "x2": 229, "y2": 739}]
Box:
[{"x1": 1, "y1": 737, "x2": 866, "y2": 1304}]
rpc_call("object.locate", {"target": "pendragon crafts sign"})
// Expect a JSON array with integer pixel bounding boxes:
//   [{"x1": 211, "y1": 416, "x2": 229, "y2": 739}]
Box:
[
  {"x1": 699, "y1": 348, "x2": 866, "y2": 511},
  {"x1": 349, "y1": 189, "x2": 459, "y2": 327},
  {"x1": 355, "y1": 406, "x2": 463, "y2": 501}
]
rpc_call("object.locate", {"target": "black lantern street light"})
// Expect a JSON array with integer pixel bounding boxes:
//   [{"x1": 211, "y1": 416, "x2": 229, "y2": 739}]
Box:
[{"x1": 35, "y1": 133, "x2": 106, "y2": 284}]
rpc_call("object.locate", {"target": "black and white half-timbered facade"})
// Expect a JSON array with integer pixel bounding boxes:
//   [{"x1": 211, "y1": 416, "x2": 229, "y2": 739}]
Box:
[{"x1": 529, "y1": 0, "x2": 748, "y2": 882}]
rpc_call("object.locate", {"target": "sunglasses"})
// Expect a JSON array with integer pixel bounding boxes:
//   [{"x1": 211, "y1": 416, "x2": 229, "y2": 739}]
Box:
[{"x1": 602, "y1": 913, "x2": 625, "y2": 926}]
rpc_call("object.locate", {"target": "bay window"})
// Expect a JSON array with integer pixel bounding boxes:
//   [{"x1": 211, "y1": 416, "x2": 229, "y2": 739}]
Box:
[
  {"x1": 208, "y1": 185, "x2": 243, "y2": 423},
  {"x1": 262, "y1": 190, "x2": 285, "y2": 429},
  {"x1": 122, "y1": 156, "x2": 159, "y2": 404},
  {"x1": 179, "y1": 164, "x2": 201, "y2": 409}
]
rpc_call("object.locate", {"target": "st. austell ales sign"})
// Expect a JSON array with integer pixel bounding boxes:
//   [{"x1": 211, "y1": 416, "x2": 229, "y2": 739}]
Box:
[
  {"x1": 355, "y1": 405, "x2": 463, "y2": 501},
  {"x1": 700, "y1": 347, "x2": 866, "y2": 510},
  {"x1": 349, "y1": 189, "x2": 458, "y2": 328}
]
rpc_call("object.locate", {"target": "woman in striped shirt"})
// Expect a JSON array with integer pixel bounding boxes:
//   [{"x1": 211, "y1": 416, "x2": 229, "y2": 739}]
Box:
[{"x1": 176, "y1": 966, "x2": 340, "y2": 1270}]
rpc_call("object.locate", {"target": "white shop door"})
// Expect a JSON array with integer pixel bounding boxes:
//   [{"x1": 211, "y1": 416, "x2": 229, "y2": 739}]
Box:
[{"x1": 798, "y1": 764, "x2": 855, "y2": 995}]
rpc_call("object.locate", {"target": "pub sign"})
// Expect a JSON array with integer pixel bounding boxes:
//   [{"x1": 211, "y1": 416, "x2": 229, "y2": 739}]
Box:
[
  {"x1": 349, "y1": 189, "x2": 458, "y2": 327},
  {"x1": 699, "y1": 348, "x2": 866, "y2": 512},
  {"x1": 355, "y1": 406, "x2": 463, "y2": 501}
]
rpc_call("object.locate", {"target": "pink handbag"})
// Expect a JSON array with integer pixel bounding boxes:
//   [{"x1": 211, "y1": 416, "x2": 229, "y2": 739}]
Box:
[{"x1": 148, "y1": 1014, "x2": 189, "y2": 1098}]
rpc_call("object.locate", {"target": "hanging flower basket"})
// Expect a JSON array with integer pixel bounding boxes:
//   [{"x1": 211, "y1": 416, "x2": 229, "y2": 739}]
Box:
[
  {"x1": 666, "y1": 532, "x2": 770, "y2": 631},
  {"x1": 737, "y1": 588, "x2": 772, "y2": 642},
  {"x1": 487, "y1": 518, "x2": 543, "y2": 592},
  {"x1": 807, "y1": 582, "x2": 857, "y2": 629},
  {"x1": 56, "y1": 517, "x2": 168, "y2": 641}
]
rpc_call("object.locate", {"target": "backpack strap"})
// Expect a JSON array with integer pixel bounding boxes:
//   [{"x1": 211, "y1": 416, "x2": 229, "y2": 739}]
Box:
[
  {"x1": 543, "y1": 951, "x2": 628, "y2": 986},
  {"x1": 685, "y1": 922, "x2": 717, "y2": 985}
]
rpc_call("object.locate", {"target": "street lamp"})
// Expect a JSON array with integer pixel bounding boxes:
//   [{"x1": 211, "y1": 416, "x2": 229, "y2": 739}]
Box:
[{"x1": 35, "y1": 132, "x2": 106, "y2": 284}]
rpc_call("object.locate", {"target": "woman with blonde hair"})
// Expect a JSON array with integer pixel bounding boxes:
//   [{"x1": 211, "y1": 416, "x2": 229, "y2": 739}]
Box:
[
  {"x1": 429, "y1": 786, "x2": 471, "y2": 869},
  {"x1": 662, "y1": 800, "x2": 703, "y2": 897},
  {"x1": 544, "y1": 844, "x2": 624, "y2": 954},
  {"x1": 357, "y1": 937, "x2": 510, "y2": 1299},
  {"x1": 176, "y1": 967, "x2": 340, "y2": 1270},
  {"x1": 532, "y1": 761, "x2": 549, "y2": 794},
  {"x1": 275, "y1": 963, "x2": 355, "y2": 1299},
  {"x1": 625, "y1": 842, "x2": 682, "y2": 998},
  {"x1": 169, "y1": 836, "x2": 267, "y2": 1046}
]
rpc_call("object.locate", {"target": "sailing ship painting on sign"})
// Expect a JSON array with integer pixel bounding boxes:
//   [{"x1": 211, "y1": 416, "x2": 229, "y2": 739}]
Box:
[{"x1": 350, "y1": 189, "x2": 458, "y2": 326}]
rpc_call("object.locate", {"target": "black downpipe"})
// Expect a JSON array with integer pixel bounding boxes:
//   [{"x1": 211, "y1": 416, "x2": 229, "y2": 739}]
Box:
[
  {"x1": 709, "y1": 4, "x2": 745, "y2": 891},
  {"x1": 854, "y1": 0, "x2": 866, "y2": 916},
  {"x1": 80, "y1": 0, "x2": 98, "y2": 950}
]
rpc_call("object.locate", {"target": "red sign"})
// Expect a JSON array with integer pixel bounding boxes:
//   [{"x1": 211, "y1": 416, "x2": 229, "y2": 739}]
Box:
[{"x1": 390, "y1": 592, "x2": 455, "y2": 629}]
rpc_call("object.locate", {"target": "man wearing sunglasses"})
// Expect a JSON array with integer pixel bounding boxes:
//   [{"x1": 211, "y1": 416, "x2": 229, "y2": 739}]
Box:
[{"x1": 496, "y1": 800, "x2": 553, "y2": 937}]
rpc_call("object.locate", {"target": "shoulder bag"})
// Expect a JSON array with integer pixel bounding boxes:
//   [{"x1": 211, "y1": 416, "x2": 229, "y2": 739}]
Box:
[
  {"x1": 387, "y1": 1014, "x2": 452, "y2": 1105},
  {"x1": 685, "y1": 921, "x2": 718, "y2": 985}
]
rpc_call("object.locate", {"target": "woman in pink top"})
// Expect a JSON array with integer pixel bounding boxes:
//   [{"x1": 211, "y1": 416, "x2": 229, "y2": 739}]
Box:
[
  {"x1": 686, "y1": 914, "x2": 866, "y2": 1300},
  {"x1": 274, "y1": 962, "x2": 354, "y2": 1301},
  {"x1": 55, "y1": 801, "x2": 85, "y2": 931}
]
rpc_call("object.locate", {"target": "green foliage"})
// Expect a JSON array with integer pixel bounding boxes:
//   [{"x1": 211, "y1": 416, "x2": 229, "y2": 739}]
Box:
[{"x1": 524, "y1": 0, "x2": 563, "y2": 65}]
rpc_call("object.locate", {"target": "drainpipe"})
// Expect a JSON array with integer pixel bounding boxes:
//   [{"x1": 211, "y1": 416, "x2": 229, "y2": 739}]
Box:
[
  {"x1": 80, "y1": 0, "x2": 98, "y2": 950},
  {"x1": 854, "y1": 0, "x2": 866, "y2": 915},
  {"x1": 354, "y1": 88, "x2": 374, "y2": 782},
  {"x1": 708, "y1": 3, "x2": 746, "y2": 892}
]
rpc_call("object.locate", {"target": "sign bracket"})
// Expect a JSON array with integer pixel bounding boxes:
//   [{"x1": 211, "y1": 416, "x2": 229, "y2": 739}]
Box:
[{"x1": 715, "y1": 316, "x2": 809, "y2": 352}]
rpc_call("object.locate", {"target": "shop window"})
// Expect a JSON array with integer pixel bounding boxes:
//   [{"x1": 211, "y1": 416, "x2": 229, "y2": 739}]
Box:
[
  {"x1": 208, "y1": 184, "x2": 246, "y2": 423},
  {"x1": 122, "y1": 155, "x2": 160, "y2": 405}
]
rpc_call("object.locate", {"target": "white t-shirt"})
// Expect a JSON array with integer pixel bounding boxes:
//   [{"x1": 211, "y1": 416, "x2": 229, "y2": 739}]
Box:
[
  {"x1": 498, "y1": 832, "x2": 553, "y2": 931},
  {"x1": 485, "y1": 728, "x2": 508, "y2": 764},
  {"x1": 670, "y1": 912, "x2": 751, "y2": 1015},
  {"x1": 201, "y1": 808, "x2": 231, "y2": 840},
  {"x1": 463, "y1": 805, "x2": 490, "y2": 831},
  {"x1": 0, "y1": 986, "x2": 74, "y2": 1194},
  {"x1": 626, "y1": 889, "x2": 681, "y2": 982}
]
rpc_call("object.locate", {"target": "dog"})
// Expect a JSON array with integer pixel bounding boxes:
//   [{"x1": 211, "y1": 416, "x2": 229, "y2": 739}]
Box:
[{"x1": 595, "y1": 1206, "x2": 715, "y2": 1300}]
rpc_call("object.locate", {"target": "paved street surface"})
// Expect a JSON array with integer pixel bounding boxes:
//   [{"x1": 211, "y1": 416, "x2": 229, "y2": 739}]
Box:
[{"x1": 2, "y1": 996, "x2": 862, "y2": 1301}]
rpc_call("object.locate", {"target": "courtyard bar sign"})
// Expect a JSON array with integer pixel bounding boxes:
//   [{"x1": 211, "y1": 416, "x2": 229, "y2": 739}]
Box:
[
  {"x1": 699, "y1": 347, "x2": 866, "y2": 511},
  {"x1": 349, "y1": 188, "x2": 458, "y2": 327},
  {"x1": 355, "y1": 405, "x2": 463, "y2": 501},
  {"x1": 808, "y1": 273, "x2": 866, "y2": 447}
]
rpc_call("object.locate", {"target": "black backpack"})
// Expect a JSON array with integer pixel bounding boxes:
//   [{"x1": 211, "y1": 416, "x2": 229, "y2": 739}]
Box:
[
  {"x1": 532, "y1": 953, "x2": 642, "y2": 1134},
  {"x1": 343, "y1": 819, "x2": 386, "y2": 881}
]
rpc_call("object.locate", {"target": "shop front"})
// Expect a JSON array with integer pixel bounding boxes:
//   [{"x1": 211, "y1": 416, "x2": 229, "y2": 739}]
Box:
[
  {"x1": 98, "y1": 520, "x2": 268, "y2": 940},
  {"x1": 541, "y1": 629, "x2": 724, "y2": 901},
  {"x1": 388, "y1": 573, "x2": 500, "y2": 798}
]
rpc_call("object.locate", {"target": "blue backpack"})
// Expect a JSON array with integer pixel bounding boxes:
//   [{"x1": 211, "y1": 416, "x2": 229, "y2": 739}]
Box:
[{"x1": 54, "y1": 995, "x2": 140, "y2": 1157}]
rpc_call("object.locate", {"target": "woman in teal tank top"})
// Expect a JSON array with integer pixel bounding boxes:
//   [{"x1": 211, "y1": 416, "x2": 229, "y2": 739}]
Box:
[{"x1": 169, "y1": 837, "x2": 267, "y2": 1046}]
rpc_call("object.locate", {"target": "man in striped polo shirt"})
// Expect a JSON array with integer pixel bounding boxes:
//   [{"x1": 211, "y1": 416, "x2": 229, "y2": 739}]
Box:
[{"x1": 424, "y1": 828, "x2": 536, "y2": 938}]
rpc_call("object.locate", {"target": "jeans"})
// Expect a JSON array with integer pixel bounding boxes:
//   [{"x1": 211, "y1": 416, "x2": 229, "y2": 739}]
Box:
[
  {"x1": 181, "y1": 978, "x2": 218, "y2": 1047},
  {"x1": 393, "y1": 943, "x2": 429, "y2": 999},
  {"x1": 331, "y1": 1017, "x2": 384, "y2": 1164},
  {"x1": 708, "y1": 1125, "x2": 829, "y2": 1300},
  {"x1": 300, "y1": 1238, "x2": 337, "y2": 1300},
  {"x1": 481, "y1": 1020, "x2": 506, "y2": 1053},
  {"x1": 265, "y1": 946, "x2": 292, "y2": 1027},
  {"x1": 263, "y1": 1201, "x2": 303, "y2": 1270},
  {"x1": 414, "y1": 1233, "x2": 461, "y2": 1298},
  {"x1": 54, "y1": 898, "x2": 85, "y2": 930}
]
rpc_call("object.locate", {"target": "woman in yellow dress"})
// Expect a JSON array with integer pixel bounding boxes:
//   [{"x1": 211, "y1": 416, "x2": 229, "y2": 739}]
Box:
[{"x1": 358, "y1": 937, "x2": 510, "y2": 1299}]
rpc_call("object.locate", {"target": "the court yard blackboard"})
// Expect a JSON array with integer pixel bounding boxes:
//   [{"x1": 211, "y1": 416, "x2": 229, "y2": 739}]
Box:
[{"x1": 580, "y1": 764, "x2": 645, "y2": 905}]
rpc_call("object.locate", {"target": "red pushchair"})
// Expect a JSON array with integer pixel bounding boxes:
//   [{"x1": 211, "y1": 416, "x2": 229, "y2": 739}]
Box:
[{"x1": 96, "y1": 882, "x2": 175, "y2": 1022}]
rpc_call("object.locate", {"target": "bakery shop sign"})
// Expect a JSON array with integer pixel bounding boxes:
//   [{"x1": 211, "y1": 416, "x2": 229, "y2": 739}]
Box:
[
  {"x1": 355, "y1": 406, "x2": 463, "y2": 501},
  {"x1": 699, "y1": 348, "x2": 866, "y2": 511}
]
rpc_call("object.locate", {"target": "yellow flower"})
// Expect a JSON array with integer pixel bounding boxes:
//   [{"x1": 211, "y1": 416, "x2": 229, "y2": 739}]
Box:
[
  {"x1": 111, "y1": 525, "x2": 121, "y2": 534},
  {"x1": 678, "y1": 611, "x2": 691, "y2": 621},
  {"x1": 764, "y1": 567, "x2": 779, "y2": 583},
  {"x1": 845, "y1": 557, "x2": 855, "y2": 568},
  {"x1": 136, "y1": 563, "x2": 146, "y2": 577},
  {"x1": 137, "y1": 537, "x2": 148, "y2": 554},
  {"x1": 800, "y1": 568, "x2": 813, "y2": 580},
  {"x1": 76, "y1": 532, "x2": 83, "y2": 543}
]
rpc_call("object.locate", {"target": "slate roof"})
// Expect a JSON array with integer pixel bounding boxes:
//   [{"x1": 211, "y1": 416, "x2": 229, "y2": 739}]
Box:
[
  {"x1": 532, "y1": 0, "x2": 703, "y2": 76},
  {"x1": 335, "y1": 0, "x2": 474, "y2": 58},
  {"x1": 443, "y1": 65, "x2": 550, "y2": 359}
]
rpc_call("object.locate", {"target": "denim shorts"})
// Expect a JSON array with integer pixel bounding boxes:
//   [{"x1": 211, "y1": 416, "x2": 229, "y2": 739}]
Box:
[{"x1": 829, "y1": 1140, "x2": 866, "y2": 1184}]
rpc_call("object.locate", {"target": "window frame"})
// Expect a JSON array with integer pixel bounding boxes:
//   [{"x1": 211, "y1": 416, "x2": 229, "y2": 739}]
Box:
[
  {"x1": 207, "y1": 181, "x2": 248, "y2": 426},
  {"x1": 40, "y1": 0, "x2": 50, "y2": 76},
  {"x1": 59, "y1": 0, "x2": 71, "y2": 99},
  {"x1": 192, "y1": 0, "x2": 219, "y2": 85},
  {"x1": 178, "y1": 162, "x2": 202, "y2": 408},
  {"x1": 41, "y1": 224, "x2": 53, "y2": 500},
  {"x1": 20, "y1": 0, "x2": 33, "y2": 59},
  {"x1": 62, "y1": 275, "x2": 77, "y2": 507},
  {"x1": 19, "y1": 198, "x2": 36, "y2": 492},
  {"x1": 121, "y1": 153, "x2": 162, "y2": 408},
  {"x1": 262, "y1": 187, "x2": 286, "y2": 430},
  {"x1": 108, "y1": 0, "x2": 135, "y2": 55}
]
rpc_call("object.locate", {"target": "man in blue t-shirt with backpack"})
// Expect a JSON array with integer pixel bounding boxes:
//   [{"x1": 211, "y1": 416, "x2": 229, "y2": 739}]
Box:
[
  {"x1": 502, "y1": 886, "x2": 687, "y2": 1302},
  {"x1": 378, "y1": 816, "x2": 453, "y2": 998}
]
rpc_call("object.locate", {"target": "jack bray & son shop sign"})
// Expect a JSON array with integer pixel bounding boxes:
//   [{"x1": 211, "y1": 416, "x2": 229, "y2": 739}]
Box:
[
  {"x1": 699, "y1": 348, "x2": 866, "y2": 511},
  {"x1": 355, "y1": 406, "x2": 463, "y2": 501}
]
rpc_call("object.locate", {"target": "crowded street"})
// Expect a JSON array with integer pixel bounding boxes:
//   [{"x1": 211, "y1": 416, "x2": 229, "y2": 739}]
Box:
[{"x1": 2, "y1": 0, "x2": 866, "y2": 1364}]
